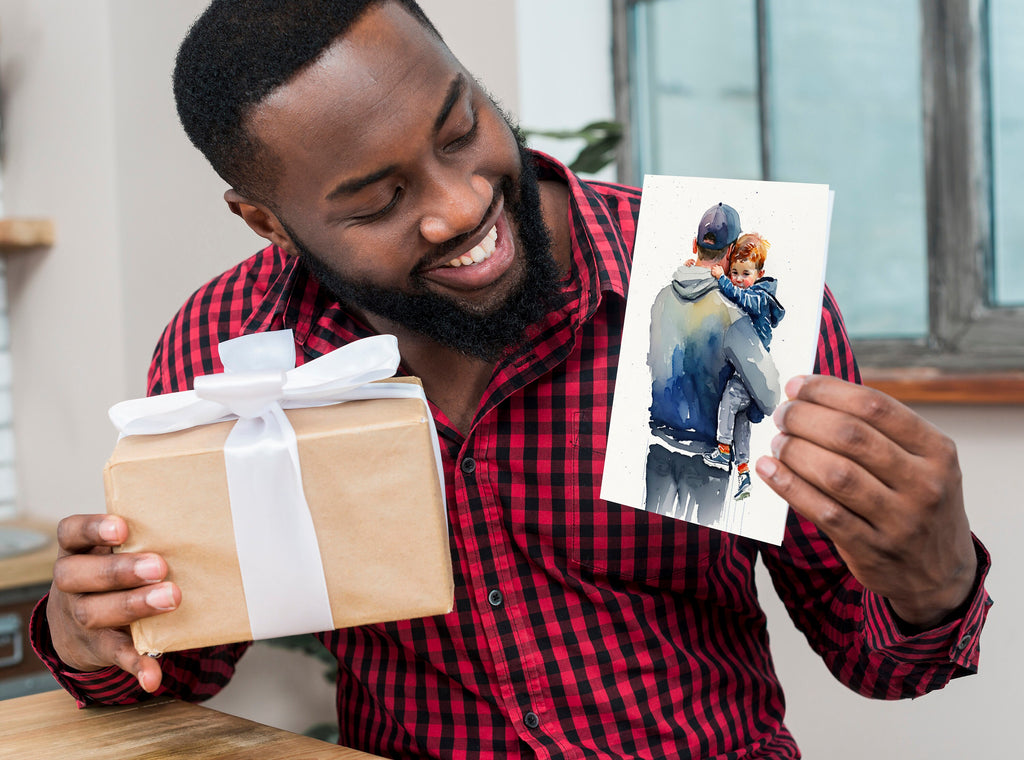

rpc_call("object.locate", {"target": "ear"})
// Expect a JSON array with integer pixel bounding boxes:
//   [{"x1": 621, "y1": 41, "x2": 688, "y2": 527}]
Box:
[
  {"x1": 692, "y1": 238, "x2": 698, "y2": 254},
  {"x1": 224, "y1": 189, "x2": 298, "y2": 256}
]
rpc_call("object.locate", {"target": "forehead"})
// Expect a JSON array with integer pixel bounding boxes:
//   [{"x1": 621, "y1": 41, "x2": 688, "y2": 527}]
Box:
[{"x1": 246, "y1": 3, "x2": 463, "y2": 193}]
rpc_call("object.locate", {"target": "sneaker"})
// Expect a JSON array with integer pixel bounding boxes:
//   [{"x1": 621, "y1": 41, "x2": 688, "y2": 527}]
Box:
[
  {"x1": 735, "y1": 471, "x2": 752, "y2": 500},
  {"x1": 702, "y1": 448, "x2": 732, "y2": 471}
]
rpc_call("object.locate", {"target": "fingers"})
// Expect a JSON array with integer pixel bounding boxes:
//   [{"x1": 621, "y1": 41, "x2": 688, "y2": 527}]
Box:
[
  {"x1": 54, "y1": 548, "x2": 179, "y2": 630},
  {"x1": 57, "y1": 514, "x2": 128, "y2": 556},
  {"x1": 53, "y1": 552, "x2": 168, "y2": 594},
  {"x1": 767, "y1": 432, "x2": 887, "y2": 523},
  {"x1": 47, "y1": 512, "x2": 178, "y2": 690},
  {"x1": 770, "y1": 375, "x2": 960, "y2": 524},
  {"x1": 68, "y1": 627, "x2": 165, "y2": 694},
  {"x1": 767, "y1": 384, "x2": 901, "y2": 528},
  {"x1": 65, "y1": 583, "x2": 180, "y2": 631},
  {"x1": 755, "y1": 453, "x2": 874, "y2": 546},
  {"x1": 773, "y1": 386, "x2": 912, "y2": 494},
  {"x1": 782, "y1": 375, "x2": 941, "y2": 457}
]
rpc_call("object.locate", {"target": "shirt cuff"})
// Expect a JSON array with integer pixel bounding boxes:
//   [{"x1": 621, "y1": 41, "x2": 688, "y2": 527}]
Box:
[
  {"x1": 861, "y1": 535, "x2": 992, "y2": 672},
  {"x1": 29, "y1": 594, "x2": 148, "y2": 707}
]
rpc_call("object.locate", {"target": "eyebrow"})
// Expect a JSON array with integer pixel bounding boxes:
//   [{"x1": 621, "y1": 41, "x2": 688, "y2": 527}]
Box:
[
  {"x1": 325, "y1": 74, "x2": 468, "y2": 202},
  {"x1": 433, "y1": 73, "x2": 466, "y2": 134}
]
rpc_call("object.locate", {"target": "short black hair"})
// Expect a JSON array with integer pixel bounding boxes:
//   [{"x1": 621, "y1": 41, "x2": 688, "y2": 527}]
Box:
[{"x1": 173, "y1": 0, "x2": 440, "y2": 204}]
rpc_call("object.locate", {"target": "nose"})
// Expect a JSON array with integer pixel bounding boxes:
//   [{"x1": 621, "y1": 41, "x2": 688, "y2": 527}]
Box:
[{"x1": 418, "y1": 171, "x2": 493, "y2": 245}]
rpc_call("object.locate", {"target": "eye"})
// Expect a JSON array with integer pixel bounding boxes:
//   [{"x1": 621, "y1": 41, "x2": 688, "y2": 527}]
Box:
[
  {"x1": 352, "y1": 187, "x2": 403, "y2": 223},
  {"x1": 443, "y1": 107, "x2": 479, "y2": 153}
]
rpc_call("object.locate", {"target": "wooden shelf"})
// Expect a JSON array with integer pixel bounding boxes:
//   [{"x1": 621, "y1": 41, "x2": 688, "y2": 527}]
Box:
[
  {"x1": 861, "y1": 367, "x2": 1024, "y2": 405},
  {"x1": 0, "y1": 518, "x2": 56, "y2": 591},
  {"x1": 0, "y1": 218, "x2": 54, "y2": 249}
]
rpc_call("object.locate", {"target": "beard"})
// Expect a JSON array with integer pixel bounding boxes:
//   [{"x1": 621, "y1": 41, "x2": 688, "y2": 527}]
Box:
[{"x1": 287, "y1": 138, "x2": 564, "y2": 362}]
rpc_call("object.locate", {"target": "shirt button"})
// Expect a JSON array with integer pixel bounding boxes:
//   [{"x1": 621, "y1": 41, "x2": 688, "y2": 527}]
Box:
[
  {"x1": 460, "y1": 457, "x2": 476, "y2": 474},
  {"x1": 487, "y1": 589, "x2": 503, "y2": 607},
  {"x1": 956, "y1": 634, "x2": 972, "y2": 651},
  {"x1": 524, "y1": 711, "x2": 540, "y2": 729}
]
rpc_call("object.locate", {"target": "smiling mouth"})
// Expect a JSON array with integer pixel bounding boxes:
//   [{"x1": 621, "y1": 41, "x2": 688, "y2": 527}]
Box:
[{"x1": 444, "y1": 224, "x2": 497, "y2": 268}]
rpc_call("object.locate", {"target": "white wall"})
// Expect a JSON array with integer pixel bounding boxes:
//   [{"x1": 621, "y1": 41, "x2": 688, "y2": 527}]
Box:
[{"x1": 0, "y1": 1, "x2": 1016, "y2": 754}]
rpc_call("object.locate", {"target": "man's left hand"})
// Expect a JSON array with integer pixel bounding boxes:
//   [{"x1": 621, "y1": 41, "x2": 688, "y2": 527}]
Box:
[{"x1": 755, "y1": 375, "x2": 977, "y2": 629}]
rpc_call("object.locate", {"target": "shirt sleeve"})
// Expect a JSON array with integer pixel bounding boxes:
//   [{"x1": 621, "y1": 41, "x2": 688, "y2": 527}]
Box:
[
  {"x1": 29, "y1": 595, "x2": 251, "y2": 708},
  {"x1": 758, "y1": 286, "x2": 993, "y2": 698},
  {"x1": 717, "y1": 275, "x2": 768, "y2": 317}
]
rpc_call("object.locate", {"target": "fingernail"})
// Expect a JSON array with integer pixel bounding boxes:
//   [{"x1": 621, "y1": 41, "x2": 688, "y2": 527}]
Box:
[
  {"x1": 146, "y1": 585, "x2": 176, "y2": 611},
  {"x1": 772, "y1": 403, "x2": 788, "y2": 430},
  {"x1": 135, "y1": 557, "x2": 164, "y2": 583},
  {"x1": 755, "y1": 457, "x2": 777, "y2": 479},
  {"x1": 771, "y1": 434, "x2": 786, "y2": 457},
  {"x1": 98, "y1": 518, "x2": 120, "y2": 542},
  {"x1": 786, "y1": 375, "x2": 808, "y2": 398}
]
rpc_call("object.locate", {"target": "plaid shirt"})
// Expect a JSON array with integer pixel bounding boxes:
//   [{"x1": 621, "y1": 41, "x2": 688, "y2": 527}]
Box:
[{"x1": 33, "y1": 153, "x2": 991, "y2": 759}]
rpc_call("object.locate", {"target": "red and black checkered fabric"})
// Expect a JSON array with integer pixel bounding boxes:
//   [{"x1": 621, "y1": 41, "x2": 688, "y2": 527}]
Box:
[{"x1": 32, "y1": 153, "x2": 991, "y2": 759}]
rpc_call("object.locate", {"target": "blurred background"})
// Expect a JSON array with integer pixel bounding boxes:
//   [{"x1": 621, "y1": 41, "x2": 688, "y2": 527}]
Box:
[{"x1": 0, "y1": 1, "x2": 1017, "y2": 757}]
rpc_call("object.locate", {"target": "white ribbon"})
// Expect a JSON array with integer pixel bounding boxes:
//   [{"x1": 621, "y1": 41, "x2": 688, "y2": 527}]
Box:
[{"x1": 109, "y1": 330, "x2": 444, "y2": 641}]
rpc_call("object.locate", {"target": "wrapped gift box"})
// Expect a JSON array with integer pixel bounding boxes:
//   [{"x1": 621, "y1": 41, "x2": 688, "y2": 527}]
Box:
[{"x1": 104, "y1": 389, "x2": 453, "y2": 656}]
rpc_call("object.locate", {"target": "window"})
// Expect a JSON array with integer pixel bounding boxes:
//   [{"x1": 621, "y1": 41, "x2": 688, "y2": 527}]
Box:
[{"x1": 613, "y1": 0, "x2": 1024, "y2": 390}]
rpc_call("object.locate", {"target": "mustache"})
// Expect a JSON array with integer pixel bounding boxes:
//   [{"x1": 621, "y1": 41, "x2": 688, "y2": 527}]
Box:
[{"x1": 417, "y1": 181, "x2": 505, "y2": 271}]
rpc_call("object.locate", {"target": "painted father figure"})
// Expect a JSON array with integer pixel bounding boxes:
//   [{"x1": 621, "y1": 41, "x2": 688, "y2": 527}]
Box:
[{"x1": 646, "y1": 202, "x2": 780, "y2": 525}]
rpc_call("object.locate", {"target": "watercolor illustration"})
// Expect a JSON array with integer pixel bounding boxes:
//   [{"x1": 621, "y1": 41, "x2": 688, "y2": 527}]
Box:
[{"x1": 602, "y1": 176, "x2": 831, "y2": 544}]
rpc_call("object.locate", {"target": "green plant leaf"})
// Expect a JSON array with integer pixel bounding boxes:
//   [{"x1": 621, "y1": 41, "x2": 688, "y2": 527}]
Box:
[{"x1": 523, "y1": 120, "x2": 623, "y2": 175}]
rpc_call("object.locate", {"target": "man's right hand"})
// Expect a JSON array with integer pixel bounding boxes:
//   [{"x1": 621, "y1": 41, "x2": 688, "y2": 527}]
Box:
[{"x1": 46, "y1": 514, "x2": 180, "y2": 693}]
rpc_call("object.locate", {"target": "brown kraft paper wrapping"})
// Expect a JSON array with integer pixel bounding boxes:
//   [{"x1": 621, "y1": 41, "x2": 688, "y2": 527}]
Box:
[{"x1": 103, "y1": 396, "x2": 454, "y2": 655}]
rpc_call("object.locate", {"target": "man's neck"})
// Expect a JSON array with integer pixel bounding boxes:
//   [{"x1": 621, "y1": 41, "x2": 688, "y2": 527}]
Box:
[
  {"x1": 364, "y1": 316, "x2": 494, "y2": 435},
  {"x1": 694, "y1": 255, "x2": 725, "y2": 269}
]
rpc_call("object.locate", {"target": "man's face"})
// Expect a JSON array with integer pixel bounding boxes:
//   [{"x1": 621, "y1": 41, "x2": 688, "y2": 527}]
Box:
[
  {"x1": 244, "y1": 2, "x2": 560, "y2": 360},
  {"x1": 729, "y1": 260, "x2": 761, "y2": 289}
]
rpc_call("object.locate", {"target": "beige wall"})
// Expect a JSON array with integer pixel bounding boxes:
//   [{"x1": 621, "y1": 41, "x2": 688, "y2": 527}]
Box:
[
  {"x1": 0, "y1": 1, "x2": 1014, "y2": 756},
  {"x1": 0, "y1": 0, "x2": 260, "y2": 522}
]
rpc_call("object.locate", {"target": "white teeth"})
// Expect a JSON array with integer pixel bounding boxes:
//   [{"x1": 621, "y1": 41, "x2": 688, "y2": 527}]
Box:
[{"x1": 445, "y1": 224, "x2": 498, "y2": 268}]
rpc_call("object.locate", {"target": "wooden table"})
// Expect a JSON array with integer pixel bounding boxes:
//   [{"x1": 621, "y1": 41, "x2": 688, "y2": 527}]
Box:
[{"x1": 0, "y1": 689, "x2": 385, "y2": 759}]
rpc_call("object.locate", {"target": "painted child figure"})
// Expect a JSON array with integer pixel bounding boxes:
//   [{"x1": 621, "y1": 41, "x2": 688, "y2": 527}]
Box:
[{"x1": 701, "y1": 233, "x2": 785, "y2": 499}]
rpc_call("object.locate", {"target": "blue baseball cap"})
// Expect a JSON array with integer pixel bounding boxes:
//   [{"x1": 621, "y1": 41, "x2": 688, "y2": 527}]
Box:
[{"x1": 696, "y1": 203, "x2": 741, "y2": 250}]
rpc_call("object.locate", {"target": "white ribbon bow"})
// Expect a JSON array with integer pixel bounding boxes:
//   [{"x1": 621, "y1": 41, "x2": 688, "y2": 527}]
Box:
[{"x1": 109, "y1": 330, "x2": 438, "y2": 641}]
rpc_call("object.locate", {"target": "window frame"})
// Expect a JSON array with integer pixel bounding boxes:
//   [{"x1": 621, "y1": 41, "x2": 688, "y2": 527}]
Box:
[{"x1": 612, "y1": 0, "x2": 1024, "y2": 402}]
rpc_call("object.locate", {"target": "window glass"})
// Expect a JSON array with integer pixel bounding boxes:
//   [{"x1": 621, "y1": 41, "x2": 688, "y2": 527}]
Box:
[
  {"x1": 629, "y1": 0, "x2": 760, "y2": 180},
  {"x1": 989, "y1": 0, "x2": 1024, "y2": 307},
  {"x1": 767, "y1": 2, "x2": 927, "y2": 339},
  {"x1": 628, "y1": 0, "x2": 928, "y2": 339}
]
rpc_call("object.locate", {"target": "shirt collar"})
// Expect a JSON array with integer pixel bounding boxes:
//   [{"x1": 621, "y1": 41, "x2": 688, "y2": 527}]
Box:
[{"x1": 532, "y1": 151, "x2": 631, "y2": 315}]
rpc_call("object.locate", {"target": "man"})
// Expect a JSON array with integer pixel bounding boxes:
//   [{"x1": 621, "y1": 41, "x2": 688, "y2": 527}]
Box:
[
  {"x1": 646, "y1": 203, "x2": 780, "y2": 522},
  {"x1": 34, "y1": 1, "x2": 990, "y2": 758}
]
